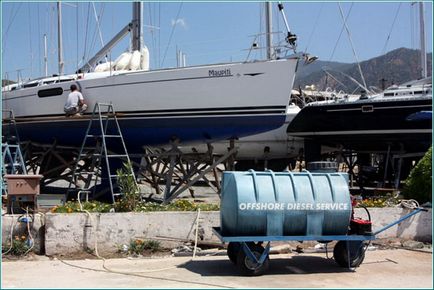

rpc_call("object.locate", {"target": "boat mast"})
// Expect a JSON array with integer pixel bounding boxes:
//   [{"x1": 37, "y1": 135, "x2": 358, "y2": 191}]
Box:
[
  {"x1": 419, "y1": 2, "x2": 427, "y2": 79},
  {"x1": 44, "y1": 34, "x2": 48, "y2": 77},
  {"x1": 132, "y1": 2, "x2": 142, "y2": 51},
  {"x1": 78, "y1": 2, "x2": 142, "y2": 72},
  {"x1": 265, "y1": 2, "x2": 273, "y2": 60},
  {"x1": 57, "y1": 2, "x2": 64, "y2": 75}
]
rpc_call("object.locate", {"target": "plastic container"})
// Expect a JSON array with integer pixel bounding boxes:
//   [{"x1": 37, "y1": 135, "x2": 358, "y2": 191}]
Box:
[{"x1": 220, "y1": 170, "x2": 351, "y2": 236}]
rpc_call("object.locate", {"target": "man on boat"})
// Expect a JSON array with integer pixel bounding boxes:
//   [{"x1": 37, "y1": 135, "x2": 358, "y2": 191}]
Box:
[{"x1": 64, "y1": 84, "x2": 88, "y2": 116}]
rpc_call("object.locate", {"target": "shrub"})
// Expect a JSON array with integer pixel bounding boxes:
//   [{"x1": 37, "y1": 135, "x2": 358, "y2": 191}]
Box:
[
  {"x1": 51, "y1": 201, "x2": 114, "y2": 213},
  {"x1": 403, "y1": 146, "x2": 432, "y2": 203},
  {"x1": 127, "y1": 239, "x2": 162, "y2": 255},
  {"x1": 2, "y1": 235, "x2": 30, "y2": 256},
  {"x1": 116, "y1": 162, "x2": 140, "y2": 212}
]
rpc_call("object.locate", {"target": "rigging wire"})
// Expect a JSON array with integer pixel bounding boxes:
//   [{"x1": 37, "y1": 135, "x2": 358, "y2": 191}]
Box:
[
  {"x1": 152, "y1": 2, "x2": 159, "y2": 68},
  {"x1": 160, "y1": 2, "x2": 184, "y2": 68},
  {"x1": 148, "y1": 2, "x2": 158, "y2": 68},
  {"x1": 49, "y1": 3, "x2": 56, "y2": 73},
  {"x1": 304, "y1": 2, "x2": 324, "y2": 54},
  {"x1": 381, "y1": 3, "x2": 402, "y2": 55},
  {"x1": 88, "y1": 3, "x2": 106, "y2": 63},
  {"x1": 410, "y1": 3, "x2": 415, "y2": 49},
  {"x1": 92, "y1": 2, "x2": 106, "y2": 51},
  {"x1": 28, "y1": 3, "x2": 34, "y2": 79},
  {"x1": 158, "y1": 2, "x2": 161, "y2": 68},
  {"x1": 328, "y1": 2, "x2": 353, "y2": 62},
  {"x1": 337, "y1": 3, "x2": 368, "y2": 92},
  {"x1": 76, "y1": 2, "x2": 79, "y2": 72},
  {"x1": 275, "y1": 4, "x2": 281, "y2": 51},
  {"x1": 323, "y1": 69, "x2": 348, "y2": 90},
  {"x1": 325, "y1": 3, "x2": 353, "y2": 90},
  {"x1": 82, "y1": 2, "x2": 91, "y2": 64},
  {"x1": 259, "y1": 3, "x2": 263, "y2": 60},
  {"x1": 2, "y1": 3, "x2": 23, "y2": 53},
  {"x1": 37, "y1": 4, "x2": 42, "y2": 76}
]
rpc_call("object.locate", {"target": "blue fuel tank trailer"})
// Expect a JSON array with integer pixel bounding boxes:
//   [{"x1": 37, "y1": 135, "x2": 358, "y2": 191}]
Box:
[
  {"x1": 213, "y1": 170, "x2": 426, "y2": 276},
  {"x1": 220, "y1": 170, "x2": 351, "y2": 237}
]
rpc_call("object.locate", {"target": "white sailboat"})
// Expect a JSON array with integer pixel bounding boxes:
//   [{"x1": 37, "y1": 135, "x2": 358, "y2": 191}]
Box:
[{"x1": 2, "y1": 2, "x2": 301, "y2": 154}]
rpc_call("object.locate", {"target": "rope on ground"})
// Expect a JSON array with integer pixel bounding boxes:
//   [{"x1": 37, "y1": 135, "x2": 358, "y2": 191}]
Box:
[
  {"x1": 58, "y1": 258, "x2": 233, "y2": 288},
  {"x1": 59, "y1": 198, "x2": 231, "y2": 288},
  {"x1": 399, "y1": 199, "x2": 420, "y2": 210}
]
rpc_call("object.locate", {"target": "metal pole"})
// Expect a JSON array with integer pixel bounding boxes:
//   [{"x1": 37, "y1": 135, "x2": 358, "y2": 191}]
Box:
[
  {"x1": 265, "y1": 2, "x2": 273, "y2": 60},
  {"x1": 419, "y1": 2, "x2": 427, "y2": 79},
  {"x1": 44, "y1": 34, "x2": 48, "y2": 77},
  {"x1": 176, "y1": 47, "x2": 179, "y2": 67},
  {"x1": 79, "y1": 23, "x2": 132, "y2": 72},
  {"x1": 57, "y1": 2, "x2": 64, "y2": 75},
  {"x1": 132, "y1": 2, "x2": 142, "y2": 51},
  {"x1": 373, "y1": 208, "x2": 425, "y2": 236}
]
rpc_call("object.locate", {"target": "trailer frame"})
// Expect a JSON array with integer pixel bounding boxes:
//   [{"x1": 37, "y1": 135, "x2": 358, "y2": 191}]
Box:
[{"x1": 212, "y1": 207, "x2": 426, "y2": 275}]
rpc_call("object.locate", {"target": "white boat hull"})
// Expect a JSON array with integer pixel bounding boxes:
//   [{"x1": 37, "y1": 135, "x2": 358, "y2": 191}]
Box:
[{"x1": 2, "y1": 58, "x2": 299, "y2": 152}]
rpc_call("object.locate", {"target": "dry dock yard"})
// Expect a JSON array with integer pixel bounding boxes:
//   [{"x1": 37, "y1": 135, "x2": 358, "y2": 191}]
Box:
[
  {"x1": 1, "y1": 1, "x2": 433, "y2": 289},
  {"x1": 2, "y1": 244, "x2": 432, "y2": 288}
]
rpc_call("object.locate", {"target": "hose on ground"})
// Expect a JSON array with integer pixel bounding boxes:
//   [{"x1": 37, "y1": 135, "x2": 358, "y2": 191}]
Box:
[{"x1": 65, "y1": 191, "x2": 202, "y2": 275}]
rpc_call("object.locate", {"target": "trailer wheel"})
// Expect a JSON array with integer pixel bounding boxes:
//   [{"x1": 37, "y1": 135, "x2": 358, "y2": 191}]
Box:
[
  {"x1": 236, "y1": 244, "x2": 269, "y2": 276},
  {"x1": 333, "y1": 241, "x2": 365, "y2": 268},
  {"x1": 227, "y1": 242, "x2": 241, "y2": 264}
]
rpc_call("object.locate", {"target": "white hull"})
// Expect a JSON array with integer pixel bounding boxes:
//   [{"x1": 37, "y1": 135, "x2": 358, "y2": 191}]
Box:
[
  {"x1": 3, "y1": 59, "x2": 297, "y2": 117},
  {"x1": 2, "y1": 58, "x2": 300, "y2": 149}
]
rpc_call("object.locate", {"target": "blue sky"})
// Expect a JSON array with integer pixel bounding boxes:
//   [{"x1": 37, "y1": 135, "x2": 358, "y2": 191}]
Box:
[{"x1": 1, "y1": 1, "x2": 433, "y2": 81}]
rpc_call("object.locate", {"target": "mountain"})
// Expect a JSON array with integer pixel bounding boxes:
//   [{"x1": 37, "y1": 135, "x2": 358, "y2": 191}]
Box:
[{"x1": 294, "y1": 48, "x2": 432, "y2": 93}]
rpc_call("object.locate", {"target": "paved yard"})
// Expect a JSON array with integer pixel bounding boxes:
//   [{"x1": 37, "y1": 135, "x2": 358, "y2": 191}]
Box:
[{"x1": 2, "y1": 249, "x2": 432, "y2": 288}]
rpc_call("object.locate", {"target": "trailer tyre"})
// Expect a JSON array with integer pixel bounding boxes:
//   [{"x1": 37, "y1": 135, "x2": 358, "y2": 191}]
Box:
[
  {"x1": 236, "y1": 244, "x2": 269, "y2": 276},
  {"x1": 333, "y1": 241, "x2": 365, "y2": 268},
  {"x1": 227, "y1": 242, "x2": 241, "y2": 264}
]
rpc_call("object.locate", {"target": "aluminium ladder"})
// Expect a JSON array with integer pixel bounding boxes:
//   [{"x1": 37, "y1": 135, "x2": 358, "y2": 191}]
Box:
[
  {"x1": 2, "y1": 109, "x2": 27, "y2": 196},
  {"x1": 67, "y1": 103, "x2": 137, "y2": 203}
]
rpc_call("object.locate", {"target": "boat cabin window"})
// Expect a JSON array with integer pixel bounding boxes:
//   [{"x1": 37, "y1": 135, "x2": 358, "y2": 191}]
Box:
[
  {"x1": 22, "y1": 82, "x2": 39, "y2": 88},
  {"x1": 38, "y1": 87, "x2": 64, "y2": 98},
  {"x1": 57, "y1": 79, "x2": 74, "y2": 83},
  {"x1": 384, "y1": 92, "x2": 394, "y2": 97}
]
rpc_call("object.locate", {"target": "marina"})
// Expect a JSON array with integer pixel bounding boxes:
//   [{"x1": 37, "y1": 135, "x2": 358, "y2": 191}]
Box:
[
  {"x1": 1, "y1": 0, "x2": 432, "y2": 205},
  {"x1": 1, "y1": 1, "x2": 432, "y2": 288}
]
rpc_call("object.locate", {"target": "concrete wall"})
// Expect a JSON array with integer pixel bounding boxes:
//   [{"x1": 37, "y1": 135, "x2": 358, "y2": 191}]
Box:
[
  {"x1": 357, "y1": 208, "x2": 432, "y2": 242},
  {"x1": 2, "y1": 208, "x2": 432, "y2": 255},
  {"x1": 44, "y1": 211, "x2": 220, "y2": 256}
]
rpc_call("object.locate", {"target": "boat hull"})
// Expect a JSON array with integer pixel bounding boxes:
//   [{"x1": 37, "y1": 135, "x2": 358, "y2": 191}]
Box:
[
  {"x1": 12, "y1": 114, "x2": 285, "y2": 153},
  {"x1": 287, "y1": 96, "x2": 432, "y2": 152},
  {"x1": 2, "y1": 59, "x2": 298, "y2": 152}
]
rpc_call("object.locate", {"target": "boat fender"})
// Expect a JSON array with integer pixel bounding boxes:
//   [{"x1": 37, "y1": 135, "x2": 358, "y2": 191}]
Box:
[
  {"x1": 114, "y1": 52, "x2": 132, "y2": 71},
  {"x1": 94, "y1": 61, "x2": 113, "y2": 72},
  {"x1": 140, "y1": 46, "x2": 150, "y2": 71},
  {"x1": 129, "y1": 50, "x2": 141, "y2": 71}
]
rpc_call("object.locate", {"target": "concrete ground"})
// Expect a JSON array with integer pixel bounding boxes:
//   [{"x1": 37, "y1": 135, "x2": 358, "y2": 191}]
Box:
[{"x1": 2, "y1": 249, "x2": 432, "y2": 288}]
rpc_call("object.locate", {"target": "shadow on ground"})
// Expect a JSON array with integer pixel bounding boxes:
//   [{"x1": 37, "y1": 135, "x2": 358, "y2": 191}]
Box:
[{"x1": 183, "y1": 255, "x2": 358, "y2": 276}]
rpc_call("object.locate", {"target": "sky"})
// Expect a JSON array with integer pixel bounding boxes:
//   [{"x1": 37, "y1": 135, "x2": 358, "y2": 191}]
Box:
[{"x1": 1, "y1": 1, "x2": 433, "y2": 82}]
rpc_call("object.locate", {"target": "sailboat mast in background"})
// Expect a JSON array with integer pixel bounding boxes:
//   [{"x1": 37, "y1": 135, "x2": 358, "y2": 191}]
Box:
[
  {"x1": 57, "y1": 2, "x2": 64, "y2": 76},
  {"x1": 419, "y1": 2, "x2": 427, "y2": 79}
]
